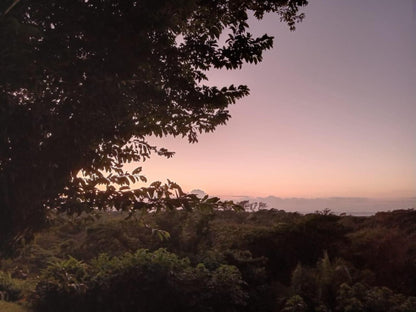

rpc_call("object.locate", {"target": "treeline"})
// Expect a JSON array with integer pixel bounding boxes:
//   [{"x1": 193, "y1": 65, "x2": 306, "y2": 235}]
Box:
[{"x1": 1, "y1": 208, "x2": 416, "y2": 311}]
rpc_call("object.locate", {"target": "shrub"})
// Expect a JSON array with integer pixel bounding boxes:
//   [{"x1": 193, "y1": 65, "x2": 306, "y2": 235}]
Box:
[
  {"x1": 0, "y1": 271, "x2": 22, "y2": 301},
  {"x1": 34, "y1": 249, "x2": 247, "y2": 312}
]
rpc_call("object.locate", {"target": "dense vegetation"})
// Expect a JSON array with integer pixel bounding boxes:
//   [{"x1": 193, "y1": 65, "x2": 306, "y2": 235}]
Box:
[
  {"x1": 1, "y1": 208, "x2": 415, "y2": 311},
  {"x1": 2, "y1": 2, "x2": 413, "y2": 311}
]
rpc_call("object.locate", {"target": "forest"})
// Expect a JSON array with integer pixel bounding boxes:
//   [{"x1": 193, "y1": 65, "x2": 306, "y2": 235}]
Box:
[
  {"x1": 1, "y1": 0, "x2": 415, "y2": 311},
  {"x1": 0, "y1": 207, "x2": 416, "y2": 312}
]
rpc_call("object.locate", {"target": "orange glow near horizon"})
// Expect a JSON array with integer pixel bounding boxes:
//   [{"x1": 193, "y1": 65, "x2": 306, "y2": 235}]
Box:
[
  {"x1": 126, "y1": 133, "x2": 415, "y2": 199},
  {"x1": 127, "y1": 0, "x2": 415, "y2": 200}
]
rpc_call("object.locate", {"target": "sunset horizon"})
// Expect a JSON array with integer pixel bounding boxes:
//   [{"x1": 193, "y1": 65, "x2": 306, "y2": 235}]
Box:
[{"x1": 125, "y1": 0, "x2": 415, "y2": 201}]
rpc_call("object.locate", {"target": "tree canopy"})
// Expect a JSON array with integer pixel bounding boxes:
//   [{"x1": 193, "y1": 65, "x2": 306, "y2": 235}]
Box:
[{"x1": 0, "y1": 0, "x2": 308, "y2": 247}]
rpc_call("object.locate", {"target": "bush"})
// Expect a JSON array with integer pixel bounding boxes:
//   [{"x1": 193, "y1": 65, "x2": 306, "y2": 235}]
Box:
[
  {"x1": 0, "y1": 271, "x2": 22, "y2": 301},
  {"x1": 34, "y1": 249, "x2": 247, "y2": 312}
]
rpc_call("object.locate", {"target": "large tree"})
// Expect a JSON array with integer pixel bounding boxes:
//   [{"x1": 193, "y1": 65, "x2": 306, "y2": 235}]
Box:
[{"x1": 0, "y1": 0, "x2": 307, "y2": 246}]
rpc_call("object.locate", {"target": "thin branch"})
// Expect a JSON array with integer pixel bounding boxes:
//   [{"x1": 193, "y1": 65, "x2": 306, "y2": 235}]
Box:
[{"x1": 3, "y1": 0, "x2": 21, "y2": 16}]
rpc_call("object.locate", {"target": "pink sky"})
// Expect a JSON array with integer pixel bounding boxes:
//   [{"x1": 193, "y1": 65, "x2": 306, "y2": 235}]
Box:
[{"x1": 128, "y1": 0, "x2": 416, "y2": 199}]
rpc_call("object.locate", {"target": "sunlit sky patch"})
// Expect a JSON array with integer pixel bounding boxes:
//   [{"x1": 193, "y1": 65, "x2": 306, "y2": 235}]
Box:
[{"x1": 127, "y1": 0, "x2": 416, "y2": 199}]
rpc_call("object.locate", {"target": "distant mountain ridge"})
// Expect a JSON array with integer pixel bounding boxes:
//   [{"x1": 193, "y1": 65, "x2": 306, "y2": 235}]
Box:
[
  {"x1": 189, "y1": 190, "x2": 416, "y2": 216},
  {"x1": 221, "y1": 195, "x2": 416, "y2": 216}
]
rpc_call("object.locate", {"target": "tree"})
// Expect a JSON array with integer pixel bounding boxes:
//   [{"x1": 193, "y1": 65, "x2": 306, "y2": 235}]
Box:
[{"x1": 0, "y1": 0, "x2": 308, "y2": 247}]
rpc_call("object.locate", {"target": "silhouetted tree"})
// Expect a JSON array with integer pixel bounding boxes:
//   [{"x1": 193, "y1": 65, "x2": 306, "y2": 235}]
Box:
[{"x1": 0, "y1": 0, "x2": 307, "y2": 247}]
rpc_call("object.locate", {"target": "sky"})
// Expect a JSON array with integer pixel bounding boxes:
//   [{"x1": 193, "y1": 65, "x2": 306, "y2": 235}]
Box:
[{"x1": 128, "y1": 0, "x2": 416, "y2": 200}]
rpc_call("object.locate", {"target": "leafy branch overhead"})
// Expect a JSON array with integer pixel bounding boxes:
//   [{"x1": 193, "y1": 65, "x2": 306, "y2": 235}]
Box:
[{"x1": 0, "y1": 0, "x2": 308, "y2": 245}]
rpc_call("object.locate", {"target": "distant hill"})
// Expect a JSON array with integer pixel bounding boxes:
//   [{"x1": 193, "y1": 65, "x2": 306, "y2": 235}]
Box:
[{"x1": 220, "y1": 196, "x2": 416, "y2": 216}]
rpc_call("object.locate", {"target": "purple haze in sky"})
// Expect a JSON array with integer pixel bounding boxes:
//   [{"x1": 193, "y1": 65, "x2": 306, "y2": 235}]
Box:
[{"x1": 127, "y1": 0, "x2": 416, "y2": 204}]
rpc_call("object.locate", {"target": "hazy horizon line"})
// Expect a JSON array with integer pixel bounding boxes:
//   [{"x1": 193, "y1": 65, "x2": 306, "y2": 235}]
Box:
[{"x1": 218, "y1": 195, "x2": 416, "y2": 200}]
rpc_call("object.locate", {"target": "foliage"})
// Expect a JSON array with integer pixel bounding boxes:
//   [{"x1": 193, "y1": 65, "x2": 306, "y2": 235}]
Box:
[
  {"x1": 40, "y1": 257, "x2": 87, "y2": 292},
  {"x1": 34, "y1": 249, "x2": 247, "y2": 312},
  {"x1": 0, "y1": 270, "x2": 22, "y2": 301},
  {"x1": 1, "y1": 209, "x2": 416, "y2": 311},
  {"x1": 286, "y1": 252, "x2": 416, "y2": 312},
  {"x1": 0, "y1": 0, "x2": 308, "y2": 246},
  {"x1": 336, "y1": 283, "x2": 416, "y2": 312},
  {"x1": 282, "y1": 295, "x2": 307, "y2": 312},
  {"x1": 346, "y1": 211, "x2": 416, "y2": 294}
]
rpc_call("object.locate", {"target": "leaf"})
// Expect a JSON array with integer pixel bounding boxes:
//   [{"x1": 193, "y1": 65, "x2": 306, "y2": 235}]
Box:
[{"x1": 150, "y1": 181, "x2": 161, "y2": 188}]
